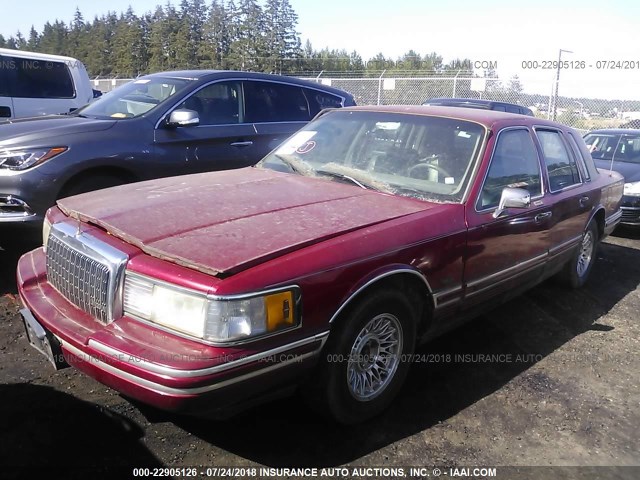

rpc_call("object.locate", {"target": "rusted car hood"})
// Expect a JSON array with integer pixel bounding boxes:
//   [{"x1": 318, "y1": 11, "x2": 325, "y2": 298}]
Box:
[{"x1": 57, "y1": 168, "x2": 431, "y2": 276}]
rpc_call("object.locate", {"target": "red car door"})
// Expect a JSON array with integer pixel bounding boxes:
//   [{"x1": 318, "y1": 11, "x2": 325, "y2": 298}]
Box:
[
  {"x1": 533, "y1": 128, "x2": 593, "y2": 266},
  {"x1": 463, "y1": 127, "x2": 552, "y2": 309}
]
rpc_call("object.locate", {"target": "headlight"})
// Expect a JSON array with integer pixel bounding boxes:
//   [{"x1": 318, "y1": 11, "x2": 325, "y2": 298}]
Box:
[
  {"x1": 623, "y1": 181, "x2": 640, "y2": 197},
  {"x1": 123, "y1": 273, "x2": 298, "y2": 343},
  {"x1": 0, "y1": 147, "x2": 67, "y2": 170},
  {"x1": 42, "y1": 216, "x2": 52, "y2": 251}
]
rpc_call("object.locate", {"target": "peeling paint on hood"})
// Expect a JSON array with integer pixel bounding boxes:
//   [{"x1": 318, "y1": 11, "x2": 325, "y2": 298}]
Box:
[{"x1": 57, "y1": 168, "x2": 431, "y2": 276}]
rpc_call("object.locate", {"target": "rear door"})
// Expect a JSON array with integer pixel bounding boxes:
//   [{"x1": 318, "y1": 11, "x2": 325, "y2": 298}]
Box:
[
  {"x1": 533, "y1": 128, "x2": 592, "y2": 266},
  {"x1": 244, "y1": 80, "x2": 312, "y2": 155}
]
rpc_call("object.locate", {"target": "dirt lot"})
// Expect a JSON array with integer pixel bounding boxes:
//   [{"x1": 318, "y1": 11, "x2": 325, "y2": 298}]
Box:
[{"x1": 0, "y1": 229, "x2": 639, "y2": 479}]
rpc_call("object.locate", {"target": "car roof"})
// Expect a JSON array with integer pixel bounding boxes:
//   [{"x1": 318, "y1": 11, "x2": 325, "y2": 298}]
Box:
[
  {"x1": 586, "y1": 129, "x2": 640, "y2": 135},
  {"x1": 140, "y1": 70, "x2": 353, "y2": 97},
  {"x1": 334, "y1": 104, "x2": 560, "y2": 128},
  {"x1": 0, "y1": 47, "x2": 81, "y2": 64}
]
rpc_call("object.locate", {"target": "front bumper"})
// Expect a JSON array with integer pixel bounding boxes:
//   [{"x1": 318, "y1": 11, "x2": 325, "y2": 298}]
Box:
[
  {"x1": 0, "y1": 167, "x2": 58, "y2": 223},
  {"x1": 0, "y1": 194, "x2": 37, "y2": 222},
  {"x1": 620, "y1": 195, "x2": 640, "y2": 225},
  {"x1": 17, "y1": 248, "x2": 327, "y2": 415}
]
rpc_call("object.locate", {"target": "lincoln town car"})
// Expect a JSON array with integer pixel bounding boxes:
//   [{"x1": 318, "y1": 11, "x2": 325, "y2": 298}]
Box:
[{"x1": 18, "y1": 106, "x2": 624, "y2": 424}]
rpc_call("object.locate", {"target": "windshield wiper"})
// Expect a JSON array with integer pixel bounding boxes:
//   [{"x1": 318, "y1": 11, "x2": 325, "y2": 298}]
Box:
[
  {"x1": 273, "y1": 154, "x2": 314, "y2": 176},
  {"x1": 316, "y1": 169, "x2": 370, "y2": 189}
]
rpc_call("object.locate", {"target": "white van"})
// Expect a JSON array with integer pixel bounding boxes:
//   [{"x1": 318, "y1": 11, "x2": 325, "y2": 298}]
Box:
[{"x1": 0, "y1": 48, "x2": 94, "y2": 119}]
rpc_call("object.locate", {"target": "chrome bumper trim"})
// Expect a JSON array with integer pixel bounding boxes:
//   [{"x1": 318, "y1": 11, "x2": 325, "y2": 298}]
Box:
[
  {"x1": 0, "y1": 194, "x2": 35, "y2": 219},
  {"x1": 61, "y1": 336, "x2": 325, "y2": 395},
  {"x1": 606, "y1": 208, "x2": 623, "y2": 226},
  {"x1": 87, "y1": 331, "x2": 330, "y2": 378}
]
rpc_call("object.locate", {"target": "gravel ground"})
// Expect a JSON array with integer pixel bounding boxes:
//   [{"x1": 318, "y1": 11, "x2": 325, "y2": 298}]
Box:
[{"x1": 0, "y1": 229, "x2": 638, "y2": 480}]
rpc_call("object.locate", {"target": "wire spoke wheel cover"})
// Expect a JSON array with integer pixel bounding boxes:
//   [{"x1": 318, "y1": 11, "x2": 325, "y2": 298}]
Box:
[
  {"x1": 577, "y1": 229, "x2": 595, "y2": 278},
  {"x1": 347, "y1": 313, "x2": 403, "y2": 401}
]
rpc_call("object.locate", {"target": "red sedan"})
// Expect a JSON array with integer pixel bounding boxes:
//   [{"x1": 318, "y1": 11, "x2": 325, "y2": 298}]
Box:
[{"x1": 18, "y1": 106, "x2": 624, "y2": 424}]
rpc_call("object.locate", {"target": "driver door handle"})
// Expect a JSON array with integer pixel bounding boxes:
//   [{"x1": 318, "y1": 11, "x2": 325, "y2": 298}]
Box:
[
  {"x1": 535, "y1": 211, "x2": 552, "y2": 223},
  {"x1": 230, "y1": 141, "x2": 253, "y2": 148}
]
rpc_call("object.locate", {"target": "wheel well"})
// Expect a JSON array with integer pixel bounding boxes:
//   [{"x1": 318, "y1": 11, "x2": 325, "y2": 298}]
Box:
[
  {"x1": 593, "y1": 208, "x2": 605, "y2": 239},
  {"x1": 331, "y1": 271, "x2": 435, "y2": 336},
  {"x1": 59, "y1": 167, "x2": 139, "y2": 198}
]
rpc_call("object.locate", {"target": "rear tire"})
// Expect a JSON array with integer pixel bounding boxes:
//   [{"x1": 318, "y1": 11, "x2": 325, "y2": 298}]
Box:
[
  {"x1": 561, "y1": 220, "x2": 599, "y2": 288},
  {"x1": 307, "y1": 288, "x2": 417, "y2": 424}
]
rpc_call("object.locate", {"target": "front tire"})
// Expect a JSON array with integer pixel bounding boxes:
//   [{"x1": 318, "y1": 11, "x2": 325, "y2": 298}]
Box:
[
  {"x1": 310, "y1": 288, "x2": 417, "y2": 424},
  {"x1": 561, "y1": 220, "x2": 599, "y2": 288}
]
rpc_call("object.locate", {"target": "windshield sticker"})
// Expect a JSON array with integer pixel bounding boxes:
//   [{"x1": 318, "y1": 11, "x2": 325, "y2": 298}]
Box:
[
  {"x1": 375, "y1": 122, "x2": 401, "y2": 130},
  {"x1": 296, "y1": 140, "x2": 316, "y2": 154},
  {"x1": 445, "y1": 177, "x2": 455, "y2": 184},
  {"x1": 276, "y1": 131, "x2": 317, "y2": 155},
  {"x1": 134, "y1": 79, "x2": 151, "y2": 84},
  {"x1": 457, "y1": 131, "x2": 471, "y2": 138}
]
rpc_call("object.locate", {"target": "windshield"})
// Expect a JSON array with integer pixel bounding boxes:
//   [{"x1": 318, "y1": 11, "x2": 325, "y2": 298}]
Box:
[
  {"x1": 258, "y1": 110, "x2": 486, "y2": 202},
  {"x1": 584, "y1": 133, "x2": 640, "y2": 164},
  {"x1": 77, "y1": 77, "x2": 194, "y2": 119}
]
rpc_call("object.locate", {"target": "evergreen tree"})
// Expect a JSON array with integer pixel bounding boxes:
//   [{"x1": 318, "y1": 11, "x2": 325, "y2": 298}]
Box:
[
  {"x1": 14, "y1": 32, "x2": 27, "y2": 50},
  {"x1": 68, "y1": 8, "x2": 88, "y2": 60},
  {"x1": 38, "y1": 21, "x2": 69, "y2": 55},
  {"x1": 200, "y1": 0, "x2": 232, "y2": 69},
  {"x1": 27, "y1": 26, "x2": 40, "y2": 51},
  {"x1": 175, "y1": 0, "x2": 208, "y2": 68},
  {"x1": 112, "y1": 7, "x2": 149, "y2": 76},
  {"x1": 263, "y1": 0, "x2": 300, "y2": 73},
  {"x1": 0, "y1": 34, "x2": 6, "y2": 48},
  {"x1": 228, "y1": 0, "x2": 266, "y2": 71}
]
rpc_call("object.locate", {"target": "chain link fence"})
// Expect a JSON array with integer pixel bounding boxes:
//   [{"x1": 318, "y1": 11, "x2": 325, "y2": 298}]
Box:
[{"x1": 92, "y1": 72, "x2": 639, "y2": 134}]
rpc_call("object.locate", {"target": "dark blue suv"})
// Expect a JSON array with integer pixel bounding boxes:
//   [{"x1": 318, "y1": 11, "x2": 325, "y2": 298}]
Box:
[{"x1": 0, "y1": 70, "x2": 355, "y2": 225}]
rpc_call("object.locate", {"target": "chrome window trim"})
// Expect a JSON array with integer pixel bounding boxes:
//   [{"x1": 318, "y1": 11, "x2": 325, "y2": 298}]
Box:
[
  {"x1": 474, "y1": 126, "x2": 545, "y2": 214},
  {"x1": 328, "y1": 268, "x2": 432, "y2": 324},
  {"x1": 62, "y1": 338, "x2": 324, "y2": 396},
  {"x1": 123, "y1": 270, "x2": 302, "y2": 346},
  {"x1": 533, "y1": 126, "x2": 583, "y2": 192},
  {"x1": 87, "y1": 331, "x2": 329, "y2": 379},
  {"x1": 48, "y1": 222, "x2": 128, "y2": 322}
]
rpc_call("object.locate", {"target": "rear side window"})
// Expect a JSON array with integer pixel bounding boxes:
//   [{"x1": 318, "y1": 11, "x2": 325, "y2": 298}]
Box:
[
  {"x1": 9, "y1": 57, "x2": 74, "y2": 99},
  {"x1": 565, "y1": 133, "x2": 591, "y2": 181},
  {"x1": 536, "y1": 129, "x2": 581, "y2": 191},
  {"x1": 304, "y1": 89, "x2": 344, "y2": 117},
  {"x1": 571, "y1": 132, "x2": 599, "y2": 177},
  {"x1": 243, "y1": 81, "x2": 310, "y2": 123},
  {"x1": 478, "y1": 128, "x2": 542, "y2": 210},
  {"x1": 0, "y1": 55, "x2": 12, "y2": 96}
]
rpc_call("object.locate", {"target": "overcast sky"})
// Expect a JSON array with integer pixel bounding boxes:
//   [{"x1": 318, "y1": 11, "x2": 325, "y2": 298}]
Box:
[{"x1": 1, "y1": 0, "x2": 639, "y2": 100}]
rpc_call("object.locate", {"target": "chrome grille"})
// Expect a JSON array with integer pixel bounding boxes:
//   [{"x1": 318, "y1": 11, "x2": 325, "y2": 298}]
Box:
[
  {"x1": 621, "y1": 208, "x2": 640, "y2": 222},
  {"x1": 45, "y1": 222, "x2": 128, "y2": 324}
]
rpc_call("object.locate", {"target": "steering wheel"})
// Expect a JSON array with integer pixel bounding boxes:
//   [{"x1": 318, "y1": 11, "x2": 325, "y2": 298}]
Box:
[{"x1": 407, "y1": 161, "x2": 452, "y2": 179}]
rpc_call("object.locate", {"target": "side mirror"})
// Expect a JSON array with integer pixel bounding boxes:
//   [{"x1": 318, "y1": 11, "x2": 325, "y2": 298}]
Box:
[
  {"x1": 165, "y1": 109, "x2": 199, "y2": 128},
  {"x1": 493, "y1": 187, "x2": 531, "y2": 218}
]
